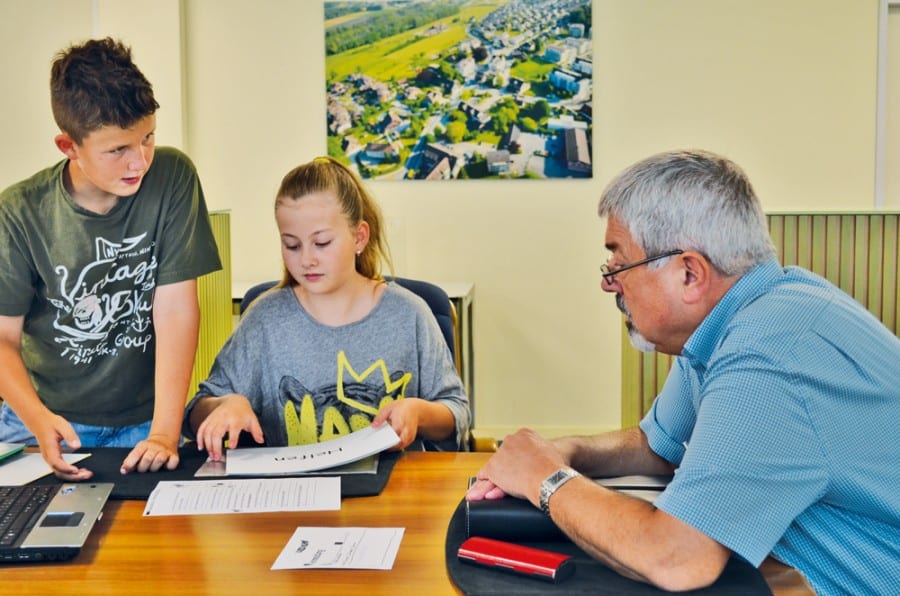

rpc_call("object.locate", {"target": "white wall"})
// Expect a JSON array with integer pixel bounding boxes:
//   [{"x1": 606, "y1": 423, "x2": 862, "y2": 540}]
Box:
[{"x1": 0, "y1": 0, "x2": 883, "y2": 440}]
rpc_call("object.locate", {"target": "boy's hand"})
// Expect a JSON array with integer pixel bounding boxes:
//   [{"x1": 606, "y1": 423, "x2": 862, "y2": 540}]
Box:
[
  {"x1": 120, "y1": 435, "x2": 180, "y2": 474},
  {"x1": 35, "y1": 414, "x2": 93, "y2": 481}
]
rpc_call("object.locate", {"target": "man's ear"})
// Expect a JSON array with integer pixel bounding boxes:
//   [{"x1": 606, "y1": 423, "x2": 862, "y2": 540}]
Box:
[
  {"x1": 680, "y1": 251, "x2": 711, "y2": 304},
  {"x1": 54, "y1": 133, "x2": 78, "y2": 159}
]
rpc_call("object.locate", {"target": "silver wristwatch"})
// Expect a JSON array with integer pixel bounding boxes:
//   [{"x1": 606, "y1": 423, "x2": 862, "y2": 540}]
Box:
[{"x1": 539, "y1": 466, "x2": 580, "y2": 516}]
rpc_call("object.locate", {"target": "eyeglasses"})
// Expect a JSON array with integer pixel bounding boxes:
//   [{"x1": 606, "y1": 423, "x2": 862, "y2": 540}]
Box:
[{"x1": 601, "y1": 249, "x2": 684, "y2": 282}]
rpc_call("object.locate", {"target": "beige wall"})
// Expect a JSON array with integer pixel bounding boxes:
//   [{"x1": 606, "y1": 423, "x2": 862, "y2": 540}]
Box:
[
  {"x1": 887, "y1": 4, "x2": 900, "y2": 209},
  {"x1": 0, "y1": 0, "x2": 91, "y2": 182},
  {"x1": 0, "y1": 0, "x2": 883, "y2": 439},
  {"x1": 0, "y1": 0, "x2": 185, "y2": 182}
]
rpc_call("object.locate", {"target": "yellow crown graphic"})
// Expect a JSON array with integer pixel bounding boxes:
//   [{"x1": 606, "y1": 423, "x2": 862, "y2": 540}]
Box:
[{"x1": 335, "y1": 350, "x2": 411, "y2": 416}]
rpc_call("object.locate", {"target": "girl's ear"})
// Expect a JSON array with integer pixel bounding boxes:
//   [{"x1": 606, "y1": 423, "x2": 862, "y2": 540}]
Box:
[{"x1": 355, "y1": 221, "x2": 370, "y2": 253}]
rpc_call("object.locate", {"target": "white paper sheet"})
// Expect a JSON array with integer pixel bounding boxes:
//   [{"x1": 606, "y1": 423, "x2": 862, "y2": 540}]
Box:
[
  {"x1": 272, "y1": 527, "x2": 405, "y2": 570},
  {"x1": 195, "y1": 454, "x2": 379, "y2": 478},
  {"x1": 595, "y1": 474, "x2": 671, "y2": 489},
  {"x1": 225, "y1": 425, "x2": 400, "y2": 476},
  {"x1": 0, "y1": 452, "x2": 92, "y2": 485},
  {"x1": 142, "y1": 476, "x2": 341, "y2": 516},
  {"x1": 595, "y1": 474, "x2": 670, "y2": 503}
]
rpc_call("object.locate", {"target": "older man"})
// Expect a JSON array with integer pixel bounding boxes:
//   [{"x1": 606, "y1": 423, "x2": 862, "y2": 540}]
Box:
[{"x1": 467, "y1": 150, "x2": 900, "y2": 595}]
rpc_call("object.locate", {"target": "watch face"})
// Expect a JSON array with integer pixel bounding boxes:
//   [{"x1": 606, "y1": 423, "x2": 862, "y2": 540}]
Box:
[
  {"x1": 550, "y1": 470, "x2": 568, "y2": 483},
  {"x1": 540, "y1": 468, "x2": 577, "y2": 516},
  {"x1": 548, "y1": 468, "x2": 573, "y2": 486}
]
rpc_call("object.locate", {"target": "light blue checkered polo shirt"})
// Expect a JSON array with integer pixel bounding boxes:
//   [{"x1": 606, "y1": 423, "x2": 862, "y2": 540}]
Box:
[{"x1": 641, "y1": 259, "x2": 900, "y2": 595}]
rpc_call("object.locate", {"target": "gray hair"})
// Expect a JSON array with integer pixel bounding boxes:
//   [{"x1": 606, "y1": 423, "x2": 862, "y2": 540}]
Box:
[{"x1": 598, "y1": 149, "x2": 776, "y2": 277}]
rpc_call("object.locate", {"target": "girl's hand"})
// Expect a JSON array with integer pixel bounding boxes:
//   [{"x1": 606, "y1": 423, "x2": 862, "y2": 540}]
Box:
[{"x1": 371, "y1": 399, "x2": 422, "y2": 449}]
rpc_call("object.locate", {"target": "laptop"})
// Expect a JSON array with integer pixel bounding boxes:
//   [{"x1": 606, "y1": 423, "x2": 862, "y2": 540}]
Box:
[{"x1": 0, "y1": 482, "x2": 113, "y2": 563}]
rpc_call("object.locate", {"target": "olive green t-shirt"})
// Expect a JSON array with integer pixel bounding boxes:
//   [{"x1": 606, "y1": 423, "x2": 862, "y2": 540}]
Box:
[{"x1": 0, "y1": 147, "x2": 222, "y2": 425}]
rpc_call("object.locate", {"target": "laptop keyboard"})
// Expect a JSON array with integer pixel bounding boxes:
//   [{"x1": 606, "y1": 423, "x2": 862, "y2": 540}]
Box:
[{"x1": 0, "y1": 485, "x2": 56, "y2": 547}]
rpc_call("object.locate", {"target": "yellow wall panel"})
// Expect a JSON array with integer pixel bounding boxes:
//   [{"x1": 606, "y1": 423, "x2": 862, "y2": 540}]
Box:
[{"x1": 189, "y1": 211, "x2": 233, "y2": 401}]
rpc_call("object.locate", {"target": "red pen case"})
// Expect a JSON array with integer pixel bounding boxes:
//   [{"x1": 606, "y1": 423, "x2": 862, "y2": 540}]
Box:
[{"x1": 457, "y1": 536, "x2": 576, "y2": 583}]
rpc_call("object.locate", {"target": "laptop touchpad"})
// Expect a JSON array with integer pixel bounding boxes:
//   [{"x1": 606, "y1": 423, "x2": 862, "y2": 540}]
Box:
[{"x1": 41, "y1": 512, "x2": 84, "y2": 527}]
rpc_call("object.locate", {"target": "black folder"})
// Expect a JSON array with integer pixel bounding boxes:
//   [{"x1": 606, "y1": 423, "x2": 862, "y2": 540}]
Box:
[
  {"x1": 465, "y1": 474, "x2": 671, "y2": 542},
  {"x1": 449, "y1": 484, "x2": 772, "y2": 595},
  {"x1": 29, "y1": 447, "x2": 400, "y2": 500}
]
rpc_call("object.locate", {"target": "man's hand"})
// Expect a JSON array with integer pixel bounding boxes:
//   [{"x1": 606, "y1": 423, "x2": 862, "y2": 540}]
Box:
[
  {"x1": 468, "y1": 428, "x2": 566, "y2": 505},
  {"x1": 120, "y1": 434, "x2": 180, "y2": 474},
  {"x1": 465, "y1": 478, "x2": 507, "y2": 501}
]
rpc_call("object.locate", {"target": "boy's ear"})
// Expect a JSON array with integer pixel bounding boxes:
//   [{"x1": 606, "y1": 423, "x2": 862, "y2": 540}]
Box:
[{"x1": 54, "y1": 133, "x2": 78, "y2": 159}]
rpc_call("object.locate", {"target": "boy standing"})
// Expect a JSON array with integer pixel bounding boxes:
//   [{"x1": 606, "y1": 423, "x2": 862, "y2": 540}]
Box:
[{"x1": 0, "y1": 38, "x2": 221, "y2": 480}]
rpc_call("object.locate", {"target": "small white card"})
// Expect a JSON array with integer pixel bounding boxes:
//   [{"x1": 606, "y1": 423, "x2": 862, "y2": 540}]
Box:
[{"x1": 272, "y1": 527, "x2": 405, "y2": 570}]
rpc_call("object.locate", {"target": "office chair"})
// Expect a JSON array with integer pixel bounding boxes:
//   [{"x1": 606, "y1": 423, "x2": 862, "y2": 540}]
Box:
[
  {"x1": 239, "y1": 277, "x2": 495, "y2": 451},
  {"x1": 239, "y1": 280, "x2": 277, "y2": 315}
]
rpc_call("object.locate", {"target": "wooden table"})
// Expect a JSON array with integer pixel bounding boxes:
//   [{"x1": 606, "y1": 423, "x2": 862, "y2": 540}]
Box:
[{"x1": 0, "y1": 452, "x2": 812, "y2": 594}]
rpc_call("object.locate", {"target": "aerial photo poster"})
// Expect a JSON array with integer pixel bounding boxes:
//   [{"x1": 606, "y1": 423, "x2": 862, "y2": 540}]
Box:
[{"x1": 325, "y1": 0, "x2": 593, "y2": 180}]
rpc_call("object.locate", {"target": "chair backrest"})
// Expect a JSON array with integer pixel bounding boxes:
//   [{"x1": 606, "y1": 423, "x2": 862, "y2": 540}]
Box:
[
  {"x1": 240, "y1": 277, "x2": 457, "y2": 366},
  {"x1": 388, "y1": 277, "x2": 457, "y2": 363},
  {"x1": 239, "y1": 281, "x2": 278, "y2": 315}
]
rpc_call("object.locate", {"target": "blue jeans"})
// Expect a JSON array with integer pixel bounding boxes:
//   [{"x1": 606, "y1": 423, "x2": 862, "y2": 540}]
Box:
[{"x1": 0, "y1": 403, "x2": 153, "y2": 448}]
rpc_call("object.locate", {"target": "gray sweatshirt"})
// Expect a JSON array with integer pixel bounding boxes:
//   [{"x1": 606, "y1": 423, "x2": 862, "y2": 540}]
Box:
[{"x1": 185, "y1": 282, "x2": 470, "y2": 450}]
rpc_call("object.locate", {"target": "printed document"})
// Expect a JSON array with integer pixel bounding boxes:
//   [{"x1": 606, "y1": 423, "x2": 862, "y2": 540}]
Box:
[
  {"x1": 142, "y1": 476, "x2": 340, "y2": 516},
  {"x1": 226, "y1": 425, "x2": 400, "y2": 476},
  {"x1": 272, "y1": 527, "x2": 404, "y2": 570}
]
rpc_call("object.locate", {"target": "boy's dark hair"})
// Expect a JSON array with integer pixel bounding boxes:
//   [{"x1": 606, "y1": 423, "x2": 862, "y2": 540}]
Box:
[{"x1": 50, "y1": 37, "x2": 159, "y2": 144}]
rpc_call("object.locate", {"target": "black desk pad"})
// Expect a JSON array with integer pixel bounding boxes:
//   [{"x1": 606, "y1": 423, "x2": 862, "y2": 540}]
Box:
[
  {"x1": 30, "y1": 447, "x2": 400, "y2": 500},
  {"x1": 445, "y1": 499, "x2": 772, "y2": 595}
]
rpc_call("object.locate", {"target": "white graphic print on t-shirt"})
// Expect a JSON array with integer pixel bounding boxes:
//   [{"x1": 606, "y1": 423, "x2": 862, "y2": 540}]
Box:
[{"x1": 47, "y1": 233, "x2": 158, "y2": 365}]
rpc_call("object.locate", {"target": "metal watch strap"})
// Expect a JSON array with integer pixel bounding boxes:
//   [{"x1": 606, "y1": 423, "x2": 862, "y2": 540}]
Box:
[{"x1": 539, "y1": 466, "x2": 580, "y2": 517}]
